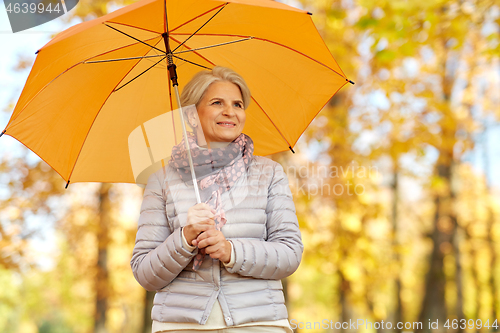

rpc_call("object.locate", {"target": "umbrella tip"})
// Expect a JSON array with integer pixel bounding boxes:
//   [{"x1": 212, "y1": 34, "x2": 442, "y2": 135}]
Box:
[
  {"x1": 289, "y1": 146, "x2": 295, "y2": 154},
  {"x1": 65, "y1": 180, "x2": 70, "y2": 189},
  {"x1": 307, "y1": 12, "x2": 312, "y2": 15},
  {"x1": 347, "y1": 79, "x2": 355, "y2": 85},
  {"x1": 0, "y1": 130, "x2": 5, "y2": 137},
  {"x1": 35, "y1": 50, "x2": 39, "y2": 54}
]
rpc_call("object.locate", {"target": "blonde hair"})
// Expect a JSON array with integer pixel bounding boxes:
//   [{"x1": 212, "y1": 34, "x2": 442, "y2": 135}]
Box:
[{"x1": 180, "y1": 66, "x2": 251, "y2": 110}]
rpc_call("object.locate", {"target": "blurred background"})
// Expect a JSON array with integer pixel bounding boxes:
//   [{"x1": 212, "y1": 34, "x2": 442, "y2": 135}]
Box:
[{"x1": 0, "y1": 0, "x2": 499, "y2": 332}]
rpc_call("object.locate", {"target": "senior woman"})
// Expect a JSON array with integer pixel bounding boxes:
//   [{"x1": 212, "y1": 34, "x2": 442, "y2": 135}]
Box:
[{"x1": 130, "y1": 66, "x2": 303, "y2": 333}]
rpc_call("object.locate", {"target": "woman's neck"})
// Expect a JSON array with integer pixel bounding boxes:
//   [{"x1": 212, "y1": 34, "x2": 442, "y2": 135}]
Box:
[
  {"x1": 197, "y1": 141, "x2": 231, "y2": 149},
  {"x1": 195, "y1": 133, "x2": 231, "y2": 149}
]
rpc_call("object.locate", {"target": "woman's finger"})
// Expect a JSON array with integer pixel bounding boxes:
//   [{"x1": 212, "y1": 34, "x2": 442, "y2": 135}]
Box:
[
  {"x1": 204, "y1": 243, "x2": 223, "y2": 255},
  {"x1": 191, "y1": 220, "x2": 215, "y2": 234},
  {"x1": 205, "y1": 241, "x2": 231, "y2": 263},
  {"x1": 187, "y1": 204, "x2": 215, "y2": 223},
  {"x1": 196, "y1": 230, "x2": 225, "y2": 249},
  {"x1": 184, "y1": 219, "x2": 216, "y2": 245},
  {"x1": 193, "y1": 209, "x2": 215, "y2": 219},
  {"x1": 195, "y1": 228, "x2": 217, "y2": 242},
  {"x1": 193, "y1": 203, "x2": 216, "y2": 215}
]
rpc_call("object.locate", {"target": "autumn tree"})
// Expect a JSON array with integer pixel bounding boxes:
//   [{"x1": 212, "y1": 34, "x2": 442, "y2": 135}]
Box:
[{"x1": 290, "y1": 0, "x2": 499, "y2": 332}]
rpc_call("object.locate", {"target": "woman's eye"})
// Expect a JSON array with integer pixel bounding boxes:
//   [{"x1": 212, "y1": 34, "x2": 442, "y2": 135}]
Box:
[
  {"x1": 234, "y1": 103, "x2": 243, "y2": 108},
  {"x1": 212, "y1": 101, "x2": 221, "y2": 105}
]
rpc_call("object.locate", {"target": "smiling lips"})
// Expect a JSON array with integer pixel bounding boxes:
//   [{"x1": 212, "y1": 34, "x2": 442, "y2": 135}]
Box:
[{"x1": 217, "y1": 121, "x2": 236, "y2": 127}]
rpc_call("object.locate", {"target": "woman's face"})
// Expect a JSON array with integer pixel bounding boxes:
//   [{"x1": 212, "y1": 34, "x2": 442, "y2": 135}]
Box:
[{"x1": 192, "y1": 81, "x2": 246, "y2": 147}]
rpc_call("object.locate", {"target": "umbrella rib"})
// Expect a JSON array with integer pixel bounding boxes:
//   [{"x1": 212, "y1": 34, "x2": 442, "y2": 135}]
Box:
[
  {"x1": 85, "y1": 54, "x2": 166, "y2": 64},
  {"x1": 114, "y1": 56, "x2": 167, "y2": 92},
  {"x1": 172, "y1": 55, "x2": 211, "y2": 70},
  {"x1": 288, "y1": 80, "x2": 349, "y2": 152},
  {"x1": 171, "y1": 3, "x2": 227, "y2": 53},
  {"x1": 0, "y1": 131, "x2": 71, "y2": 184},
  {"x1": 173, "y1": 37, "x2": 253, "y2": 55},
  {"x1": 7, "y1": 34, "x2": 164, "y2": 131},
  {"x1": 169, "y1": 4, "x2": 226, "y2": 34},
  {"x1": 104, "y1": 23, "x2": 165, "y2": 54},
  {"x1": 172, "y1": 33, "x2": 349, "y2": 81},
  {"x1": 82, "y1": 36, "x2": 161, "y2": 63},
  {"x1": 244, "y1": 37, "x2": 348, "y2": 81},
  {"x1": 6, "y1": 62, "x2": 83, "y2": 127},
  {"x1": 66, "y1": 44, "x2": 165, "y2": 184},
  {"x1": 7, "y1": 36, "x2": 162, "y2": 126},
  {"x1": 168, "y1": 35, "x2": 216, "y2": 67},
  {"x1": 250, "y1": 97, "x2": 294, "y2": 151},
  {"x1": 105, "y1": 21, "x2": 161, "y2": 35}
]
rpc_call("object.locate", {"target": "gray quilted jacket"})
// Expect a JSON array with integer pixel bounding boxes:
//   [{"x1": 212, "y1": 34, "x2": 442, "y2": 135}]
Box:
[{"x1": 130, "y1": 155, "x2": 303, "y2": 326}]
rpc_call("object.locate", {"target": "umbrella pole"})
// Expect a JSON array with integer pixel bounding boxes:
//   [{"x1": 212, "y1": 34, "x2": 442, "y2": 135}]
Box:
[
  {"x1": 164, "y1": 34, "x2": 201, "y2": 204},
  {"x1": 174, "y1": 84, "x2": 202, "y2": 204}
]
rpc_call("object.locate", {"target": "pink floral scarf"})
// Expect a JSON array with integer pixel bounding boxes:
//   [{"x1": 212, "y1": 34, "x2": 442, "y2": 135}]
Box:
[{"x1": 168, "y1": 132, "x2": 254, "y2": 270}]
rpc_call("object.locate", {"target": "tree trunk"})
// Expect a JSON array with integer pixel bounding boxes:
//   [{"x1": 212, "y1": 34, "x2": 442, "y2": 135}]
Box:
[
  {"x1": 391, "y1": 166, "x2": 403, "y2": 333},
  {"x1": 417, "y1": 159, "x2": 455, "y2": 333},
  {"x1": 94, "y1": 183, "x2": 112, "y2": 333},
  {"x1": 452, "y1": 215, "x2": 465, "y2": 333},
  {"x1": 417, "y1": 27, "x2": 466, "y2": 331},
  {"x1": 465, "y1": 228, "x2": 481, "y2": 319},
  {"x1": 339, "y1": 269, "x2": 349, "y2": 333}
]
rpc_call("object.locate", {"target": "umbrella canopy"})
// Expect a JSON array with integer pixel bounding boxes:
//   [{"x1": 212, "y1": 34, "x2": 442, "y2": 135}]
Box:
[{"x1": 2, "y1": 0, "x2": 352, "y2": 185}]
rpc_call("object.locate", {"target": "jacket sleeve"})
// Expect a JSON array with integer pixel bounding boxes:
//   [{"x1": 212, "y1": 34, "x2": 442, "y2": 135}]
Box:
[
  {"x1": 225, "y1": 162, "x2": 303, "y2": 280},
  {"x1": 130, "y1": 171, "x2": 197, "y2": 291}
]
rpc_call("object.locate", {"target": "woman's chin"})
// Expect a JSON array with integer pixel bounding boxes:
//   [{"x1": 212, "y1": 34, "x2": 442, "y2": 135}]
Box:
[
  {"x1": 211, "y1": 131, "x2": 241, "y2": 143},
  {"x1": 209, "y1": 137, "x2": 237, "y2": 144}
]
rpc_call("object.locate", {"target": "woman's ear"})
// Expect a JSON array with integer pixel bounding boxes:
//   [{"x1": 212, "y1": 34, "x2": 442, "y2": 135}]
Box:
[{"x1": 185, "y1": 105, "x2": 198, "y2": 128}]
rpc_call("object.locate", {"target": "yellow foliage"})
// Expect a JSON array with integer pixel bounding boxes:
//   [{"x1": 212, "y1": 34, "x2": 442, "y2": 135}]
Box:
[
  {"x1": 341, "y1": 213, "x2": 362, "y2": 233},
  {"x1": 1, "y1": 0, "x2": 498, "y2": 330}
]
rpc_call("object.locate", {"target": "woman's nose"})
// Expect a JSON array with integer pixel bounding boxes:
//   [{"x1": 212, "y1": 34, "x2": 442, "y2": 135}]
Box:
[{"x1": 222, "y1": 105, "x2": 235, "y2": 116}]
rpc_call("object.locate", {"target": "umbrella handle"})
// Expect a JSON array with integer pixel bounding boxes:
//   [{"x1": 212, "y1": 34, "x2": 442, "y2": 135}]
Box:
[{"x1": 174, "y1": 85, "x2": 202, "y2": 204}]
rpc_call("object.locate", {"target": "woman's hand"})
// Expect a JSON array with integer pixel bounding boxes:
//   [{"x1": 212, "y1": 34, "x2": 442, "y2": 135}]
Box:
[
  {"x1": 183, "y1": 203, "x2": 216, "y2": 246},
  {"x1": 193, "y1": 230, "x2": 232, "y2": 264}
]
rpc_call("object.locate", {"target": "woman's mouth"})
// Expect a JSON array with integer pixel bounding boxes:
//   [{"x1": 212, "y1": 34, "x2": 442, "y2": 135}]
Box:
[{"x1": 217, "y1": 122, "x2": 236, "y2": 128}]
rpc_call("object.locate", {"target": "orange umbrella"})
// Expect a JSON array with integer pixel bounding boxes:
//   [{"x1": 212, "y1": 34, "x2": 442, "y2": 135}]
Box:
[{"x1": 1, "y1": 0, "x2": 353, "y2": 187}]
